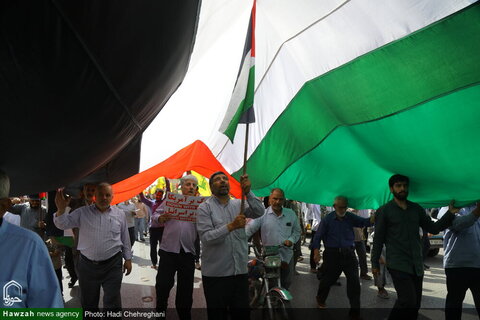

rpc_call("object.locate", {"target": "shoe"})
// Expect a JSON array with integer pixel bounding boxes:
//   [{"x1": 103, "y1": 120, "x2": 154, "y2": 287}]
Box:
[
  {"x1": 424, "y1": 264, "x2": 430, "y2": 270},
  {"x1": 195, "y1": 262, "x2": 201, "y2": 270},
  {"x1": 377, "y1": 289, "x2": 389, "y2": 299},
  {"x1": 310, "y1": 268, "x2": 317, "y2": 273},
  {"x1": 360, "y1": 274, "x2": 372, "y2": 280},
  {"x1": 68, "y1": 278, "x2": 77, "y2": 288},
  {"x1": 316, "y1": 296, "x2": 326, "y2": 309}
]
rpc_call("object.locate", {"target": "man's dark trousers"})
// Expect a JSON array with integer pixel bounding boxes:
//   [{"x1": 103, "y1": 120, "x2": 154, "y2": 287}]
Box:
[
  {"x1": 387, "y1": 268, "x2": 423, "y2": 320},
  {"x1": 354, "y1": 240, "x2": 368, "y2": 276},
  {"x1": 445, "y1": 267, "x2": 480, "y2": 320},
  {"x1": 149, "y1": 227, "x2": 164, "y2": 266},
  {"x1": 202, "y1": 274, "x2": 250, "y2": 320},
  {"x1": 310, "y1": 230, "x2": 317, "y2": 269},
  {"x1": 317, "y1": 247, "x2": 360, "y2": 310},
  {"x1": 155, "y1": 248, "x2": 195, "y2": 320},
  {"x1": 64, "y1": 246, "x2": 77, "y2": 282},
  {"x1": 77, "y1": 252, "x2": 123, "y2": 310}
]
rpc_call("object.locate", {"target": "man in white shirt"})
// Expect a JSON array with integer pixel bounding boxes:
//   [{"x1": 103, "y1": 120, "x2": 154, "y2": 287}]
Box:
[
  {"x1": 246, "y1": 188, "x2": 301, "y2": 289},
  {"x1": 54, "y1": 183, "x2": 132, "y2": 310}
]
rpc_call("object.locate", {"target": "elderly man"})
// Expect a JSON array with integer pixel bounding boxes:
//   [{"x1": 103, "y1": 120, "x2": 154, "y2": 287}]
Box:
[
  {"x1": 371, "y1": 174, "x2": 456, "y2": 320},
  {"x1": 246, "y1": 188, "x2": 301, "y2": 289},
  {"x1": 54, "y1": 182, "x2": 132, "y2": 310},
  {"x1": 197, "y1": 172, "x2": 264, "y2": 320},
  {"x1": 0, "y1": 170, "x2": 63, "y2": 308},
  {"x1": 154, "y1": 174, "x2": 199, "y2": 320},
  {"x1": 311, "y1": 196, "x2": 374, "y2": 316}
]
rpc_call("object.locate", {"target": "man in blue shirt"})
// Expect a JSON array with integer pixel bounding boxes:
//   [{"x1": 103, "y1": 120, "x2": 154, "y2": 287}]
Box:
[
  {"x1": 439, "y1": 202, "x2": 480, "y2": 320},
  {"x1": 246, "y1": 188, "x2": 301, "y2": 289},
  {"x1": 0, "y1": 170, "x2": 63, "y2": 308},
  {"x1": 311, "y1": 196, "x2": 374, "y2": 316}
]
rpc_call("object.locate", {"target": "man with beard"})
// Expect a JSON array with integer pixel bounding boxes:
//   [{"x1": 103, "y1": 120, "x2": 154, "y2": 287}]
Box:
[
  {"x1": 197, "y1": 172, "x2": 264, "y2": 320},
  {"x1": 311, "y1": 196, "x2": 374, "y2": 317},
  {"x1": 371, "y1": 174, "x2": 456, "y2": 320},
  {"x1": 154, "y1": 175, "x2": 199, "y2": 320},
  {"x1": 9, "y1": 194, "x2": 47, "y2": 239},
  {"x1": 54, "y1": 182, "x2": 132, "y2": 310}
]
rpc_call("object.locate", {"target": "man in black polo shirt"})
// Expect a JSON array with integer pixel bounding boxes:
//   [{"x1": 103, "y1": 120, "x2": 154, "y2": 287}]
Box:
[
  {"x1": 371, "y1": 174, "x2": 455, "y2": 320},
  {"x1": 311, "y1": 196, "x2": 374, "y2": 316}
]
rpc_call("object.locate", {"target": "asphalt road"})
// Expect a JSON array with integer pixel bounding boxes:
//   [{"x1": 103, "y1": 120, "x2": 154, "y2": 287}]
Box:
[{"x1": 62, "y1": 236, "x2": 478, "y2": 320}]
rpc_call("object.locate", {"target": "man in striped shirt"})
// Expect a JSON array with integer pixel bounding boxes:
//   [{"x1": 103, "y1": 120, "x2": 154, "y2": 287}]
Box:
[{"x1": 54, "y1": 182, "x2": 132, "y2": 310}]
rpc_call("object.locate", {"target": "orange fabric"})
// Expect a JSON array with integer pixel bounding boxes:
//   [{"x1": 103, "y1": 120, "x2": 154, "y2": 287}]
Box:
[{"x1": 111, "y1": 140, "x2": 241, "y2": 204}]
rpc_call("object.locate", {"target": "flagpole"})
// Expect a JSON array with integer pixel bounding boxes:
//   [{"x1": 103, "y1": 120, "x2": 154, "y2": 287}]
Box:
[
  {"x1": 239, "y1": 0, "x2": 255, "y2": 215},
  {"x1": 222, "y1": 0, "x2": 255, "y2": 215},
  {"x1": 240, "y1": 122, "x2": 250, "y2": 215}
]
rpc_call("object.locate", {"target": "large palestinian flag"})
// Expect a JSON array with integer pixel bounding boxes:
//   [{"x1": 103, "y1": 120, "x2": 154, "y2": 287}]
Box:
[
  {"x1": 125, "y1": 0, "x2": 480, "y2": 209},
  {"x1": 232, "y1": 0, "x2": 480, "y2": 209}
]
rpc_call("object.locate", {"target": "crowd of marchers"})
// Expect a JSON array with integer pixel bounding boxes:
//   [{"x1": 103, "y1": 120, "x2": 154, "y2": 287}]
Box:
[{"x1": 0, "y1": 169, "x2": 479, "y2": 320}]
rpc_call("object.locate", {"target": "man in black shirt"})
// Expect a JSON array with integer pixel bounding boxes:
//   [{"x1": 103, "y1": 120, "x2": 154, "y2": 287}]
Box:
[{"x1": 371, "y1": 174, "x2": 455, "y2": 320}]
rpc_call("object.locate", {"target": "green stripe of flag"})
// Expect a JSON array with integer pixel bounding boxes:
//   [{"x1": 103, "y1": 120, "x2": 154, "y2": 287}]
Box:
[
  {"x1": 251, "y1": 84, "x2": 480, "y2": 209},
  {"x1": 234, "y1": 3, "x2": 480, "y2": 189}
]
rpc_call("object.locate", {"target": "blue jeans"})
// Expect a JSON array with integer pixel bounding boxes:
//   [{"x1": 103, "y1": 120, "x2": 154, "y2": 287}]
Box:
[{"x1": 134, "y1": 217, "x2": 145, "y2": 240}]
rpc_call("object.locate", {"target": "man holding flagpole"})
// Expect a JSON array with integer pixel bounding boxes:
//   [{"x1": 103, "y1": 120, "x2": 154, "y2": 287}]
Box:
[
  {"x1": 200, "y1": 2, "x2": 260, "y2": 318},
  {"x1": 197, "y1": 172, "x2": 263, "y2": 320}
]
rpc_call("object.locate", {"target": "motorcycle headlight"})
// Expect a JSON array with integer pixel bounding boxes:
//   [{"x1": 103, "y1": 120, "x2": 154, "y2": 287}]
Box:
[{"x1": 264, "y1": 256, "x2": 281, "y2": 268}]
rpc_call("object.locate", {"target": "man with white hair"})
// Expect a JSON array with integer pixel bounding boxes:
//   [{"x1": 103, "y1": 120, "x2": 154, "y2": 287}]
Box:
[
  {"x1": 154, "y1": 174, "x2": 200, "y2": 320},
  {"x1": 312, "y1": 195, "x2": 374, "y2": 316},
  {"x1": 0, "y1": 170, "x2": 63, "y2": 308}
]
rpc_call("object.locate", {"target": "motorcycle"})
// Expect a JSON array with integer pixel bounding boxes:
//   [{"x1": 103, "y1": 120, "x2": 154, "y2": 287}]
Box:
[{"x1": 248, "y1": 245, "x2": 292, "y2": 320}]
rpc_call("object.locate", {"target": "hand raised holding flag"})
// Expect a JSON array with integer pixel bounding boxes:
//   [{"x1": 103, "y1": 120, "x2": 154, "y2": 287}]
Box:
[{"x1": 240, "y1": 174, "x2": 251, "y2": 195}]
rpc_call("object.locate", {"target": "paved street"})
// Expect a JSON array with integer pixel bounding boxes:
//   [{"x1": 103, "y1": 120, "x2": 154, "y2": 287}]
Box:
[{"x1": 63, "y1": 235, "x2": 478, "y2": 319}]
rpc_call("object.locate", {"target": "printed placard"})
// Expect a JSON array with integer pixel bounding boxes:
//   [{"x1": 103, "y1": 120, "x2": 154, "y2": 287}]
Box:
[{"x1": 163, "y1": 192, "x2": 206, "y2": 222}]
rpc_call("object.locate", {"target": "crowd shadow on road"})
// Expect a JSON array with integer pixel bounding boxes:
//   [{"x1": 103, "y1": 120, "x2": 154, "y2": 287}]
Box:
[{"x1": 131, "y1": 255, "x2": 152, "y2": 268}]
